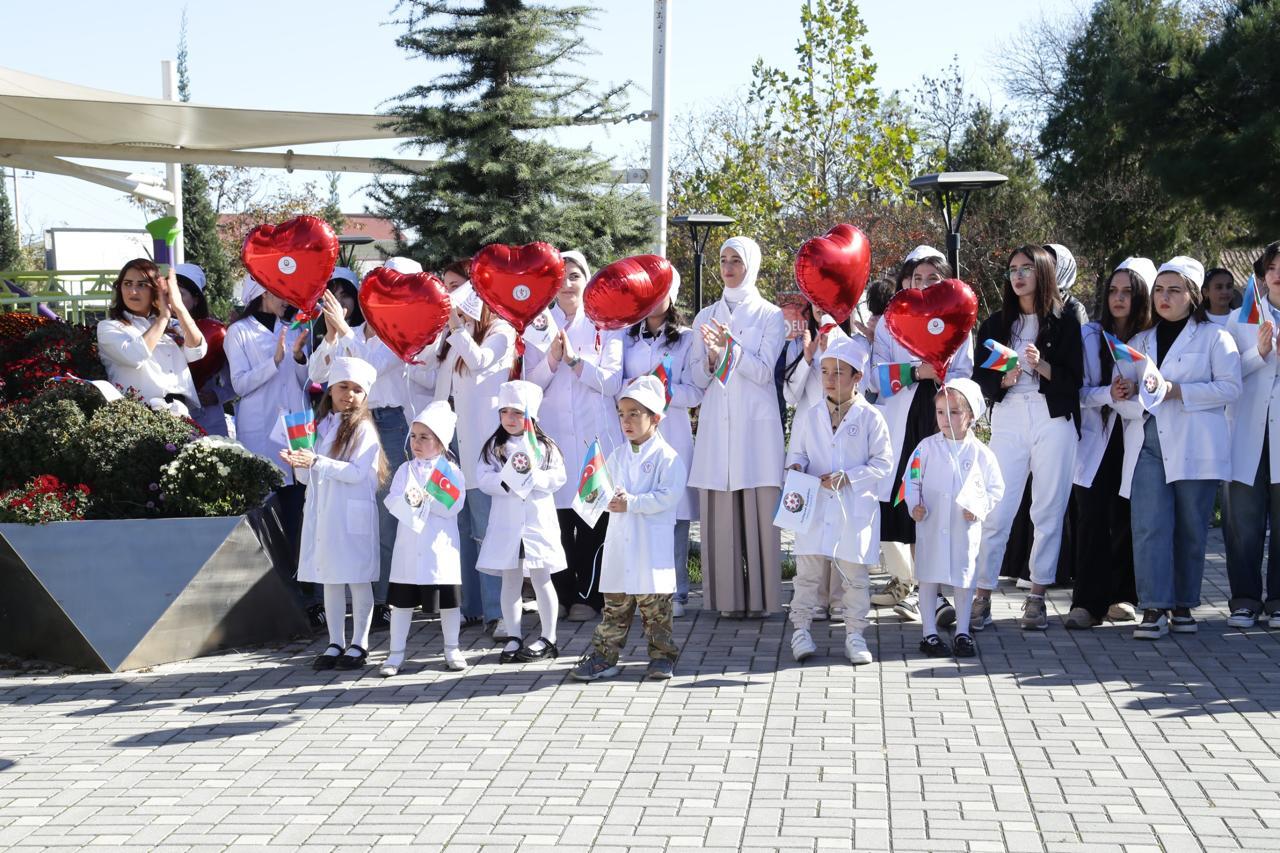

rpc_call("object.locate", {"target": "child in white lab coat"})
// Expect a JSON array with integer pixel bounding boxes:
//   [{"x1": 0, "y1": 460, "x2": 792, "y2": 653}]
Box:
[
  {"x1": 570, "y1": 376, "x2": 688, "y2": 682},
  {"x1": 380, "y1": 401, "x2": 468, "y2": 676},
  {"x1": 905, "y1": 378, "x2": 1005, "y2": 658},
  {"x1": 785, "y1": 336, "x2": 893, "y2": 665},
  {"x1": 280, "y1": 357, "x2": 390, "y2": 671},
  {"x1": 476, "y1": 380, "x2": 569, "y2": 663}
]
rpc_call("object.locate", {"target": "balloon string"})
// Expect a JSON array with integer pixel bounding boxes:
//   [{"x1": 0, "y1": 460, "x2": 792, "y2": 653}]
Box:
[{"x1": 511, "y1": 336, "x2": 525, "y2": 380}]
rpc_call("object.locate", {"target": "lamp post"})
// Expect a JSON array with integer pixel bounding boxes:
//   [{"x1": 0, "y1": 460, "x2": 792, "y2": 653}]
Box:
[
  {"x1": 908, "y1": 171, "x2": 1008, "y2": 276},
  {"x1": 338, "y1": 234, "x2": 374, "y2": 273},
  {"x1": 670, "y1": 213, "x2": 735, "y2": 312}
]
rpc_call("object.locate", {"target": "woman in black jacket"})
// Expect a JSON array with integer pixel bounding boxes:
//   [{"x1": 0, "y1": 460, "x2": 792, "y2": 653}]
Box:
[{"x1": 969, "y1": 244, "x2": 1084, "y2": 632}]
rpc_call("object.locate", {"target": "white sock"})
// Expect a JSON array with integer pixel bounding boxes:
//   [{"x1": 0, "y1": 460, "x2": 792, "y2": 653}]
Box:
[
  {"x1": 348, "y1": 583, "x2": 375, "y2": 652},
  {"x1": 440, "y1": 607, "x2": 461, "y2": 652},
  {"x1": 919, "y1": 582, "x2": 939, "y2": 637},
  {"x1": 387, "y1": 606, "x2": 413, "y2": 666},
  {"x1": 501, "y1": 571, "x2": 524, "y2": 641},
  {"x1": 953, "y1": 587, "x2": 975, "y2": 637},
  {"x1": 323, "y1": 584, "x2": 347, "y2": 649},
  {"x1": 529, "y1": 568, "x2": 558, "y2": 645}
]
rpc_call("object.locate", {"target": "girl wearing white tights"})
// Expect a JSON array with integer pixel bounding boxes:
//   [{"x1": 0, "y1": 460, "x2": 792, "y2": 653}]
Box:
[{"x1": 476, "y1": 380, "x2": 568, "y2": 663}]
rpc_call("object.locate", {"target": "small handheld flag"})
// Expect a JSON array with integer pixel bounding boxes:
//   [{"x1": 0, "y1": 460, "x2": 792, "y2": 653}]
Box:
[
  {"x1": 714, "y1": 334, "x2": 741, "y2": 386},
  {"x1": 651, "y1": 353, "x2": 674, "y2": 411},
  {"x1": 522, "y1": 408, "x2": 544, "y2": 465},
  {"x1": 1103, "y1": 331, "x2": 1145, "y2": 364},
  {"x1": 283, "y1": 409, "x2": 317, "y2": 450},
  {"x1": 876, "y1": 363, "x2": 916, "y2": 399},
  {"x1": 572, "y1": 439, "x2": 613, "y2": 528},
  {"x1": 1239, "y1": 274, "x2": 1264, "y2": 325},
  {"x1": 893, "y1": 447, "x2": 924, "y2": 507},
  {"x1": 425, "y1": 457, "x2": 462, "y2": 509},
  {"x1": 980, "y1": 340, "x2": 1020, "y2": 372}
]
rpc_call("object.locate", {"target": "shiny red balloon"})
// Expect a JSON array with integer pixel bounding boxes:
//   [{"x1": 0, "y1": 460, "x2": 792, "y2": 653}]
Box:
[
  {"x1": 882, "y1": 278, "x2": 978, "y2": 382},
  {"x1": 470, "y1": 242, "x2": 565, "y2": 333},
  {"x1": 794, "y1": 224, "x2": 871, "y2": 324},
  {"x1": 241, "y1": 215, "x2": 338, "y2": 312},
  {"x1": 583, "y1": 255, "x2": 674, "y2": 330},
  {"x1": 358, "y1": 268, "x2": 452, "y2": 364}
]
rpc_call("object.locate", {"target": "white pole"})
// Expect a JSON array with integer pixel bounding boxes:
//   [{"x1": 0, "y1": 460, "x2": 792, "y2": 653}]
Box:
[
  {"x1": 649, "y1": 0, "x2": 672, "y2": 257},
  {"x1": 161, "y1": 60, "x2": 184, "y2": 264},
  {"x1": 9, "y1": 168, "x2": 20, "y2": 251}
]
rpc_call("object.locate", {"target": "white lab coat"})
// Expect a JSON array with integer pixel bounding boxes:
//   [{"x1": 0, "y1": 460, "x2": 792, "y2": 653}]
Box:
[
  {"x1": 526, "y1": 306, "x2": 625, "y2": 507},
  {"x1": 1074, "y1": 322, "x2": 1146, "y2": 488},
  {"x1": 224, "y1": 316, "x2": 309, "y2": 482},
  {"x1": 868, "y1": 323, "x2": 974, "y2": 501},
  {"x1": 785, "y1": 395, "x2": 893, "y2": 565},
  {"x1": 295, "y1": 414, "x2": 382, "y2": 584},
  {"x1": 96, "y1": 312, "x2": 208, "y2": 415},
  {"x1": 309, "y1": 324, "x2": 415, "y2": 425},
  {"x1": 599, "y1": 432, "x2": 688, "y2": 594},
  {"x1": 433, "y1": 320, "x2": 516, "y2": 484},
  {"x1": 621, "y1": 326, "x2": 702, "y2": 520},
  {"x1": 687, "y1": 292, "x2": 788, "y2": 491},
  {"x1": 907, "y1": 432, "x2": 1005, "y2": 588},
  {"x1": 385, "y1": 457, "x2": 466, "y2": 586},
  {"x1": 475, "y1": 434, "x2": 568, "y2": 573},
  {"x1": 1227, "y1": 311, "x2": 1280, "y2": 484},
  {"x1": 1119, "y1": 318, "x2": 1241, "y2": 494}
]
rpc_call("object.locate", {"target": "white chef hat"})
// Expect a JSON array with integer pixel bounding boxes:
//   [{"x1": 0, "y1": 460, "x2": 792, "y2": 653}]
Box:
[
  {"x1": 412, "y1": 401, "x2": 458, "y2": 448},
  {"x1": 904, "y1": 245, "x2": 946, "y2": 265},
  {"x1": 330, "y1": 266, "x2": 359, "y2": 289},
  {"x1": 174, "y1": 263, "x2": 206, "y2": 292},
  {"x1": 498, "y1": 380, "x2": 543, "y2": 419},
  {"x1": 669, "y1": 267, "x2": 681, "y2": 304},
  {"x1": 383, "y1": 256, "x2": 423, "y2": 275},
  {"x1": 1157, "y1": 256, "x2": 1205, "y2": 290},
  {"x1": 561, "y1": 250, "x2": 592, "y2": 281},
  {"x1": 619, "y1": 375, "x2": 667, "y2": 417},
  {"x1": 1115, "y1": 257, "x2": 1157, "y2": 291},
  {"x1": 820, "y1": 334, "x2": 870, "y2": 377},
  {"x1": 239, "y1": 274, "x2": 265, "y2": 306},
  {"x1": 941, "y1": 377, "x2": 985, "y2": 420},
  {"x1": 328, "y1": 357, "x2": 378, "y2": 394}
]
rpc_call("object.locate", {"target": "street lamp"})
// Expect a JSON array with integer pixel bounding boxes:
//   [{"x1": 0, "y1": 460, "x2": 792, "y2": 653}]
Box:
[
  {"x1": 670, "y1": 213, "x2": 735, "y2": 312},
  {"x1": 908, "y1": 171, "x2": 1007, "y2": 276},
  {"x1": 338, "y1": 234, "x2": 374, "y2": 272}
]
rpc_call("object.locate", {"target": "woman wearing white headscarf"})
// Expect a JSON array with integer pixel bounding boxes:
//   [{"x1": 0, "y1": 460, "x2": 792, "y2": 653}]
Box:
[{"x1": 687, "y1": 236, "x2": 788, "y2": 616}]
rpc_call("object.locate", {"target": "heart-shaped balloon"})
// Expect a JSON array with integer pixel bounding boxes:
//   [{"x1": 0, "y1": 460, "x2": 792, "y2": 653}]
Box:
[
  {"x1": 470, "y1": 242, "x2": 565, "y2": 333},
  {"x1": 583, "y1": 255, "x2": 674, "y2": 330},
  {"x1": 241, "y1": 215, "x2": 339, "y2": 311},
  {"x1": 794, "y1": 224, "x2": 871, "y2": 324},
  {"x1": 882, "y1": 278, "x2": 978, "y2": 382},
  {"x1": 358, "y1": 268, "x2": 452, "y2": 364}
]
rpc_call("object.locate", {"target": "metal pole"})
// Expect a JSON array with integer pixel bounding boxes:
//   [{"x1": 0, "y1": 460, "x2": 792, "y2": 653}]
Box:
[
  {"x1": 9, "y1": 168, "x2": 20, "y2": 250},
  {"x1": 649, "y1": 0, "x2": 672, "y2": 256},
  {"x1": 691, "y1": 243, "x2": 703, "y2": 312},
  {"x1": 161, "y1": 60, "x2": 184, "y2": 264}
]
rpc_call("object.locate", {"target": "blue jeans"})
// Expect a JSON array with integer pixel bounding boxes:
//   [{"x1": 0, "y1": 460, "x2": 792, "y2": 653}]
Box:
[
  {"x1": 675, "y1": 519, "x2": 692, "y2": 604},
  {"x1": 1224, "y1": 435, "x2": 1280, "y2": 614},
  {"x1": 458, "y1": 486, "x2": 502, "y2": 621},
  {"x1": 373, "y1": 407, "x2": 409, "y2": 603},
  {"x1": 1130, "y1": 418, "x2": 1218, "y2": 610}
]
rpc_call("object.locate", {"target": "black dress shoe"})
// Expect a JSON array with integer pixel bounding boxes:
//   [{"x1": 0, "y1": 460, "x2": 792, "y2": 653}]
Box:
[
  {"x1": 499, "y1": 642, "x2": 524, "y2": 664},
  {"x1": 312, "y1": 643, "x2": 343, "y2": 670},
  {"x1": 514, "y1": 638, "x2": 559, "y2": 662},
  {"x1": 334, "y1": 644, "x2": 369, "y2": 669}
]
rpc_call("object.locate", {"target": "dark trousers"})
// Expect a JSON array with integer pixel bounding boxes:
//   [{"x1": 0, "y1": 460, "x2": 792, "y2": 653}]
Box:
[
  {"x1": 552, "y1": 508, "x2": 608, "y2": 612},
  {"x1": 1071, "y1": 427, "x2": 1136, "y2": 619},
  {"x1": 1225, "y1": 435, "x2": 1280, "y2": 614}
]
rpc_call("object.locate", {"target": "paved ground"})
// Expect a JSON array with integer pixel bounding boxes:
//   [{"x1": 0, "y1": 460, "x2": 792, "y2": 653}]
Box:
[{"x1": 2, "y1": 529, "x2": 1279, "y2": 852}]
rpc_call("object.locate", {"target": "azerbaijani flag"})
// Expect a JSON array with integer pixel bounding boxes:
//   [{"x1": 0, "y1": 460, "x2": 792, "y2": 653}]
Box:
[
  {"x1": 425, "y1": 457, "x2": 462, "y2": 509},
  {"x1": 714, "y1": 334, "x2": 740, "y2": 386},
  {"x1": 980, "y1": 339, "x2": 1020, "y2": 372},
  {"x1": 893, "y1": 447, "x2": 923, "y2": 507},
  {"x1": 1103, "y1": 331, "x2": 1145, "y2": 363},
  {"x1": 572, "y1": 439, "x2": 613, "y2": 527},
  {"x1": 651, "y1": 353, "x2": 673, "y2": 411},
  {"x1": 283, "y1": 409, "x2": 317, "y2": 450},
  {"x1": 876, "y1": 363, "x2": 916, "y2": 399},
  {"x1": 523, "y1": 408, "x2": 544, "y2": 465},
  {"x1": 1239, "y1": 274, "x2": 1264, "y2": 324}
]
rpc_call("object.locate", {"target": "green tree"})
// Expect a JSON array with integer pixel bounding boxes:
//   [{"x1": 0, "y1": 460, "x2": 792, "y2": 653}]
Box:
[
  {"x1": 371, "y1": 0, "x2": 655, "y2": 270},
  {"x1": 0, "y1": 174, "x2": 19, "y2": 271}
]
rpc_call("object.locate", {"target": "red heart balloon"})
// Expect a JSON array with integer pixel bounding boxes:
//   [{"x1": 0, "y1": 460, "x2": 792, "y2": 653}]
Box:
[
  {"x1": 583, "y1": 255, "x2": 674, "y2": 331},
  {"x1": 241, "y1": 215, "x2": 338, "y2": 312},
  {"x1": 882, "y1": 278, "x2": 978, "y2": 382},
  {"x1": 358, "y1": 268, "x2": 452, "y2": 364},
  {"x1": 794, "y1": 224, "x2": 871, "y2": 324},
  {"x1": 470, "y1": 243, "x2": 565, "y2": 333}
]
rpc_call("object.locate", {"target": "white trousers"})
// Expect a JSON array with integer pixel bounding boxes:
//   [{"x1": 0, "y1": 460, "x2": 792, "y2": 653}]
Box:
[
  {"x1": 976, "y1": 393, "x2": 1077, "y2": 590},
  {"x1": 791, "y1": 556, "x2": 871, "y2": 632}
]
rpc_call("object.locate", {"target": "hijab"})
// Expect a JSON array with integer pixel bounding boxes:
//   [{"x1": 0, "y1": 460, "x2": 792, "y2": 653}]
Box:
[{"x1": 719, "y1": 236, "x2": 762, "y2": 307}]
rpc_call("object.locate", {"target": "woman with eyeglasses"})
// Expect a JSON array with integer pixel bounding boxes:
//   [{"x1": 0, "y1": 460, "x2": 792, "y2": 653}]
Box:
[{"x1": 971, "y1": 244, "x2": 1083, "y2": 632}]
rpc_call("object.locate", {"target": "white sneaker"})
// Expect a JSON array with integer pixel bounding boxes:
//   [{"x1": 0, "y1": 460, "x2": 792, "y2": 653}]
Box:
[
  {"x1": 813, "y1": 607, "x2": 829, "y2": 622},
  {"x1": 1015, "y1": 577, "x2": 1033, "y2": 590},
  {"x1": 379, "y1": 653, "x2": 404, "y2": 678},
  {"x1": 1227, "y1": 608, "x2": 1257, "y2": 629},
  {"x1": 443, "y1": 648, "x2": 468, "y2": 671},
  {"x1": 870, "y1": 576, "x2": 912, "y2": 607},
  {"x1": 844, "y1": 633, "x2": 872, "y2": 665},
  {"x1": 1134, "y1": 610, "x2": 1168, "y2": 640},
  {"x1": 828, "y1": 606, "x2": 845, "y2": 623},
  {"x1": 893, "y1": 592, "x2": 922, "y2": 623},
  {"x1": 673, "y1": 600, "x2": 686, "y2": 618},
  {"x1": 1106, "y1": 602, "x2": 1137, "y2": 622},
  {"x1": 790, "y1": 628, "x2": 817, "y2": 662}
]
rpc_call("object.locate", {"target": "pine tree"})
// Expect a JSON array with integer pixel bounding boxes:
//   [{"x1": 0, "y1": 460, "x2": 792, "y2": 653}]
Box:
[
  {"x1": 0, "y1": 174, "x2": 19, "y2": 271},
  {"x1": 372, "y1": 0, "x2": 656, "y2": 269}
]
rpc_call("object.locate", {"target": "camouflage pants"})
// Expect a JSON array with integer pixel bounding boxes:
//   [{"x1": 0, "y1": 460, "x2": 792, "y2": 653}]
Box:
[{"x1": 591, "y1": 593, "x2": 679, "y2": 664}]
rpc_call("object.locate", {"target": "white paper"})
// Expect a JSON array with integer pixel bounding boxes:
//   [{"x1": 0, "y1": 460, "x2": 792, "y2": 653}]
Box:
[
  {"x1": 89, "y1": 380, "x2": 123, "y2": 402},
  {"x1": 773, "y1": 469, "x2": 821, "y2": 532},
  {"x1": 500, "y1": 448, "x2": 536, "y2": 499},
  {"x1": 268, "y1": 410, "x2": 288, "y2": 447},
  {"x1": 955, "y1": 469, "x2": 990, "y2": 521},
  {"x1": 522, "y1": 309, "x2": 559, "y2": 353},
  {"x1": 1138, "y1": 359, "x2": 1167, "y2": 412}
]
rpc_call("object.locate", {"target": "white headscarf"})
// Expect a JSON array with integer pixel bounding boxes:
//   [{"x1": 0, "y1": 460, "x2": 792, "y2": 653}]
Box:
[
  {"x1": 1046, "y1": 243, "x2": 1078, "y2": 294},
  {"x1": 719, "y1": 236, "x2": 762, "y2": 305}
]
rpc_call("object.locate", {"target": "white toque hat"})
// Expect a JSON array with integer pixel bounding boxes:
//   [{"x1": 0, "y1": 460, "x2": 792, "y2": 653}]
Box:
[
  {"x1": 238, "y1": 274, "x2": 265, "y2": 306},
  {"x1": 1157, "y1": 256, "x2": 1206, "y2": 290},
  {"x1": 820, "y1": 334, "x2": 870, "y2": 377},
  {"x1": 328, "y1": 356, "x2": 378, "y2": 394},
  {"x1": 174, "y1": 263, "x2": 206, "y2": 292},
  {"x1": 498, "y1": 380, "x2": 543, "y2": 419},
  {"x1": 383, "y1": 256, "x2": 423, "y2": 275},
  {"x1": 330, "y1": 266, "x2": 359, "y2": 288},
  {"x1": 561, "y1": 250, "x2": 592, "y2": 281},
  {"x1": 1115, "y1": 257, "x2": 1158, "y2": 292},
  {"x1": 942, "y1": 377, "x2": 986, "y2": 420},
  {"x1": 619, "y1": 375, "x2": 667, "y2": 416},
  {"x1": 668, "y1": 267, "x2": 681, "y2": 304},
  {"x1": 413, "y1": 401, "x2": 458, "y2": 448},
  {"x1": 904, "y1": 245, "x2": 946, "y2": 265}
]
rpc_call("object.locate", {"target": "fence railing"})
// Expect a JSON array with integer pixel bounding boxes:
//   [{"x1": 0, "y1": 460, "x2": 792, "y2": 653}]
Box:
[{"x1": 0, "y1": 271, "x2": 117, "y2": 324}]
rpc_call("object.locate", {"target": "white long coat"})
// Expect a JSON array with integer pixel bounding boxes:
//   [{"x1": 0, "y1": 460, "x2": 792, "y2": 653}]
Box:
[
  {"x1": 526, "y1": 306, "x2": 625, "y2": 508},
  {"x1": 868, "y1": 323, "x2": 974, "y2": 502},
  {"x1": 96, "y1": 312, "x2": 208, "y2": 414},
  {"x1": 906, "y1": 433, "x2": 1005, "y2": 588},
  {"x1": 621, "y1": 326, "x2": 702, "y2": 519},
  {"x1": 785, "y1": 396, "x2": 893, "y2": 564},
  {"x1": 224, "y1": 317, "x2": 309, "y2": 482},
  {"x1": 1119, "y1": 318, "x2": 1241, "y2": 494},
  {"x1": 385, "y1": 457, "x2": 466, "y2": 586},
  {"x1": 433, "y1": 320, "x2": 516, "y2": 484},
  {"x1": 1074, "y1": 322, "x2": 1145, "y2": 488},
  {"x1": 475, "y1": 435, "x2": 568, "y2": 574},
  {"x1": 600, "y1": 432, "x2": 688, "y2": 594},
  {"x1": 687, "y1": 293, "x2": 788, "y2": 491},
  {"x1": 1227, "y1": 312, "x2": 1280, "y2": 484},
  {"x1": 295, "y1": 414, "x2": 382, "y2": 584}
]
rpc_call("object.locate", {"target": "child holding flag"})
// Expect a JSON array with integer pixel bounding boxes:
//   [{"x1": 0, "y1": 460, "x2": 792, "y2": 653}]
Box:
[
  {"x1": 476, "y1": 381, "x2": 569, "y2": 663},
  {"x1": 380, "y1": 401, "x2": 468, "y2": 675},
  {"x1": 571, "y1": 376, "x2": 688, "y2": 681},
  {"x1": 280, "y1": 357, "x2": 390, "y2": 670}
]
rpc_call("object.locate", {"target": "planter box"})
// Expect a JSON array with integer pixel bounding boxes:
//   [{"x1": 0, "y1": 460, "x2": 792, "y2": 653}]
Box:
[{"x1": 0, "y1": 506, "x2": 309, "y2": 672}]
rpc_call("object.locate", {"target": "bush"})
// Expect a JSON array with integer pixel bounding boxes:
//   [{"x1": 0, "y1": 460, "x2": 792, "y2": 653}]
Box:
[
  {"x1": 0, "y1": 314, "x2": 104, "y2": 408},
  {"x1": 80, "y1": 400, "x2": 201, "y2": 519},
  {"x1": 160, "y1": 436, "x2": 283, "y2": 518},
  {"x1": 0, "y1": 475, "x2": 91, "y2": 524}
]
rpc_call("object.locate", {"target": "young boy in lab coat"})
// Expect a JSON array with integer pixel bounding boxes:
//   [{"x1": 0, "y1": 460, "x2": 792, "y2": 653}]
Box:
[{"x1": 570, "y1": 375, "x2": 688, "y2": 682}]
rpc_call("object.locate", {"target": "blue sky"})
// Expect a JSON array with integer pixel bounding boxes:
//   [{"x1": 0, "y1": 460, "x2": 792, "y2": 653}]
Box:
[{"x1": 3, "y1": 0, "x2": 1080, "y2": 242}]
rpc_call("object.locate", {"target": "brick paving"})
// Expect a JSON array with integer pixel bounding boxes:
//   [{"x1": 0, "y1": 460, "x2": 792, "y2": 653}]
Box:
[{"x1": 2, "y1": 529, "x2": 1279, "y2": 851}]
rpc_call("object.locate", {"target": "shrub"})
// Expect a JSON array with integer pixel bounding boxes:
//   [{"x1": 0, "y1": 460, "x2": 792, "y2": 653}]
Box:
[
  {"x1": 80, "y1": 400, "x2": 201, "y2": 519},
  {"x1": 0, "y1": 315, "x2": 104, "y2": 408},
  {"x1": 160, "y1": 436, "x2": 283, "y2": 518},
  {"x1": 0, "y1": 475, "x2": 91, "y2": 524}
]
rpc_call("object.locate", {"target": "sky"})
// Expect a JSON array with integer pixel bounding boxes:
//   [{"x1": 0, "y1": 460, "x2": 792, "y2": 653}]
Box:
[{"x1": 2, "y1": 0, "x2": 1082, "y2": 245}]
